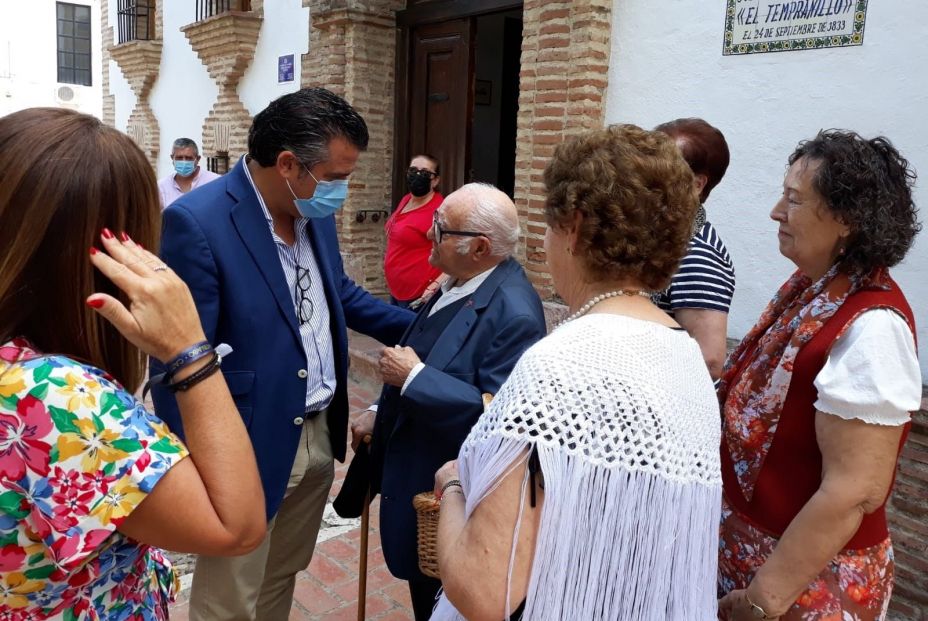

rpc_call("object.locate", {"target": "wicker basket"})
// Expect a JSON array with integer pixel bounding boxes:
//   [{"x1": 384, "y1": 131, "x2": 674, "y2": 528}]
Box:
[
  {"x1": 413, "y1": 394, "x2": 493, "y2": 580},
  {"x1": 413, "y1": 491, "x2": 442, "y2": 578}
]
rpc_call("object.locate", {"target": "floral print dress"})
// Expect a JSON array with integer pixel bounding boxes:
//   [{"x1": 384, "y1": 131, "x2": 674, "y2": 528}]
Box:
[
  {"x1": 0, "y1": 338, "x2": 189, "y2": 620},
  {"x1": 718, "y1": 498, "x2": 895, "y2": 620}
]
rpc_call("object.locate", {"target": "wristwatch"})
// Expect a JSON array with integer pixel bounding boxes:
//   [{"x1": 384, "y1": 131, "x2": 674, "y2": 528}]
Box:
[{"x1": 746, "y1": 594, "x2": 777, "y2": 620}]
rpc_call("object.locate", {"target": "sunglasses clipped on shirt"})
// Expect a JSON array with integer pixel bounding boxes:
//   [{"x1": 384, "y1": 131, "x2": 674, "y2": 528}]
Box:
[
  {"x1": 295, "y1": 266, "x2": 314, "y2": 325},
  {"x1": 431, "y1": 213, "x2": 488, "y2": 245}
]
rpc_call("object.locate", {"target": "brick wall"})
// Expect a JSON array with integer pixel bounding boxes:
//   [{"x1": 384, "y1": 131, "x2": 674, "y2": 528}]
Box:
[
  {"x1": 305, "y1": 0, "x2": 615, "y2": 298},
  {"x1": 886, "y1": 398, "x2": 928, "y2": 620},
  {"x1": 100, "y1": 0, "x2": 115, "y2": 127},
  {"x1": 100, "y1": 1, "x2": 169, "y2": 166},
  {"x1": 515, "y1": 0, "x2": 612, "y2": 298},
  {"x1": 182, "y1": 10, "x2": 263, "y2": 161},
  {"x1": 105, "y1": 2, "x2": 165, "y2": 164},
  {"x1": 302, "y1": 1, "x2": 404, "y2": 295},
  {"x1": 108, "y1": 40, "x2": 163, "y2": 165}
]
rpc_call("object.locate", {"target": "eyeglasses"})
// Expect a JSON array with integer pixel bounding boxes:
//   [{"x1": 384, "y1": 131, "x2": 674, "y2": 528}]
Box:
[
  {"x1": 408, "y1": 167, "x2": 438, "y2": 179},
  {"x1": 295, "y1": 266, "x2": 314, "y2": 325},
  {"x1": 431, "y1": 213, "x2": 487, "y2": 244}
]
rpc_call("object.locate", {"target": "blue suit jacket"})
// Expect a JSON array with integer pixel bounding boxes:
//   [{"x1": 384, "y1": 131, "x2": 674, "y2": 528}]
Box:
[
  {"x1": 372, "y1": 257, "x2": 546, "y2": 580},
  {"x1": 151, "y1": 159, "x2": 414, "y2": 520}
]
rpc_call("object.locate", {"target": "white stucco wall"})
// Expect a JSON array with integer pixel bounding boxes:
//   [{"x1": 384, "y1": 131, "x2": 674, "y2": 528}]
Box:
[
  {"x1": 145, "y1": 4, "x2": 217, "y2": 178},
  {"x1": 0, "y1": 0, "x2": 103, "y2": 118},
  {"x1": 238, "y1": 0, "x2": 309, "y2": 118},
  {"x1": 607, "y1": 0, "x2": 928, "y2": 382},
  {"x1": 109, "y1": 1, "x2": 308, "y2": 179}
]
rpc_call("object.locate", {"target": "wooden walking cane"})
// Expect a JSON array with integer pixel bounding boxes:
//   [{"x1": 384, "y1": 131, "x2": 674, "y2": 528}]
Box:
[{"x1": 357, "y1": 434, "x2": 372, "y2": 621}]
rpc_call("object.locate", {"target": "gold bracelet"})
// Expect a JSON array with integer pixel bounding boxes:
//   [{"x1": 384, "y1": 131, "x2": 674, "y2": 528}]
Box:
[{"x1": 745, "y1": 592, "x2": 778, "y2": 620}]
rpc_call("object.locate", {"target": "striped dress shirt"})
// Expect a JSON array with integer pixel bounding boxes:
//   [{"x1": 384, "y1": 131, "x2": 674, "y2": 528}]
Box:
[{"x1": 242, "y1": 158, "x2": 336, "y2": 413}]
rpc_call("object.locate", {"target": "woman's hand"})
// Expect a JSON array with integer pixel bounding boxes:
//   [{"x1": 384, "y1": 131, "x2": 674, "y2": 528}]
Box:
[
  {"x1": 718, "y1": 589, "x2": 780, "y2": 621},
  {"x1": 87, "y1": 229, "x2": 206, "y2": 363},
  {"x1": 434, "y1": 460, "x2": 460, "y2": 498}
]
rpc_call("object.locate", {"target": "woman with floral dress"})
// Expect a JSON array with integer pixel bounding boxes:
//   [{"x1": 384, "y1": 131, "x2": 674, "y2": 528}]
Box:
[
  {"x1": 0, "y1": 108, "x2": 265, "y2": 619},
  {"x1": 717, "y1": 131, "x2": 922, "y2": 621}
]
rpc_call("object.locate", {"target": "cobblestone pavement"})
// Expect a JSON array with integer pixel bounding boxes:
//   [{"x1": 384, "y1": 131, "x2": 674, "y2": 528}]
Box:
[{"x1": 166, "y1": 377, "x2": 414, "y2": 620}]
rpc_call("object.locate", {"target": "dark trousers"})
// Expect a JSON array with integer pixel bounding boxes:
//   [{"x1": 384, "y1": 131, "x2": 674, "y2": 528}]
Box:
[{"x1": 409, "y1": 576, "x2": 443, "y2": 621}]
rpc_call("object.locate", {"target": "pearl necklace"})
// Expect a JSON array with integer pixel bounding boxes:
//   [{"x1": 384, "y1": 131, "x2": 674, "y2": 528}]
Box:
[{"x1": 557, "y1": 289, "x2": 652, "y2": 328}]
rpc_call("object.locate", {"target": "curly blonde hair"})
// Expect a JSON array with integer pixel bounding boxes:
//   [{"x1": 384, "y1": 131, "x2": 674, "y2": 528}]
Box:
[{"x1": 543, "y1": 124, "x2": 699, "y2": 291}]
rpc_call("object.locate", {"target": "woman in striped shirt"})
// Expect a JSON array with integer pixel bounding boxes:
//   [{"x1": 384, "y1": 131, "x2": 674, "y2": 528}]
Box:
[{"x1": 655, "y1": 117, "x2": 736, "y2": 380}]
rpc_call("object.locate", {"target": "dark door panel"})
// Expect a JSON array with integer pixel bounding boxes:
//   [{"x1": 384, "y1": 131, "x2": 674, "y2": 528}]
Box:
[{"x1": 405, "y1": 18, "x2": 474, "y2": 199}]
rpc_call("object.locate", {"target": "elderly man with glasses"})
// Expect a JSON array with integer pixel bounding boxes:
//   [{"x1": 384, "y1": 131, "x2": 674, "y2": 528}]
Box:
[{"x1": 345, "y1": 182, "x2": 546, "y2": 620}]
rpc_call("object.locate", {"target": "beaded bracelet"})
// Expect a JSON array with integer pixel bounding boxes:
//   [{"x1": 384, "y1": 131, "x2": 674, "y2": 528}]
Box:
[{"x1": 440, "y1": 478, "x2": 463, "y2": 499}]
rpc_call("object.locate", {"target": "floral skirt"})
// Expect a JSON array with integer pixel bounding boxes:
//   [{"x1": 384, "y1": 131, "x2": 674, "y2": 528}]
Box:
[{"x1": 718, "y1": 497, "x2": 894, "y2": 621}]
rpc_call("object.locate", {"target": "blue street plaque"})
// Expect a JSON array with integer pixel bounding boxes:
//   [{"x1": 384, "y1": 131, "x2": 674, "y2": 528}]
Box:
[{"x1": 278, "y1": 54, "x2": 295, "y2": 83}]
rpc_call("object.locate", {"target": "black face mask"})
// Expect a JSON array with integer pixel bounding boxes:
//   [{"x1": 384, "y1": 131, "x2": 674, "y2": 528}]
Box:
[{"x1": 406, "y1": 171, "x2": 433, "y2": 197}]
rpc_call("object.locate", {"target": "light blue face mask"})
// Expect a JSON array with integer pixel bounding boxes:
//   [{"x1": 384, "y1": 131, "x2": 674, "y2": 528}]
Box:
[
  {"x1": 174, "y1": 160, "x2": 195, "y2": 177},
  {"x1": 288, "y1": 165, "x2": 349, "y2": 219}
]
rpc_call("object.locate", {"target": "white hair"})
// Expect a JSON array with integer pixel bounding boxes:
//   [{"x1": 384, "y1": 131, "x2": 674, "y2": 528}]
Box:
[{"x1": 454, "y1": 183, "x2": 520, "y2": 257}]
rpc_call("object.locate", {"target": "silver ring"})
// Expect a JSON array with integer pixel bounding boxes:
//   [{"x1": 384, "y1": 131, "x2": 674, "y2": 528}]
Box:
[{"x1": 153, "y1": 265, "x2": 168, "y2": 272}]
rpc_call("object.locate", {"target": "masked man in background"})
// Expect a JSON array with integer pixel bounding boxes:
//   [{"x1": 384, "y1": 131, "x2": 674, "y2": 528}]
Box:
[{"x1": 157, "y1": 137, "x2": 220, "y2": 208}]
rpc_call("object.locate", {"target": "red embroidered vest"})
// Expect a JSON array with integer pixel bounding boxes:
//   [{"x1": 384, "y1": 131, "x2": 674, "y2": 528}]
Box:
[{"x1": 721, "y1": 277, "x2": 916, "y2": 550}]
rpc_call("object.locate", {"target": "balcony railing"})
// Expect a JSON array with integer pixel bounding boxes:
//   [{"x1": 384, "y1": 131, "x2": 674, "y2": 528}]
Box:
[
  {"x1": 116, "y1": 0, "x2": 155, "y2": 44},
  {"x1": 195, "y1": 0, "x2": 252, "y2": 22}
]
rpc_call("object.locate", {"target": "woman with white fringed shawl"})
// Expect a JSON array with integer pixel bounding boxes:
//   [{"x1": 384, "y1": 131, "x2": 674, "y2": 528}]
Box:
[{"x1": 428, "y1": 125, "x2": 724, "y2": 621}]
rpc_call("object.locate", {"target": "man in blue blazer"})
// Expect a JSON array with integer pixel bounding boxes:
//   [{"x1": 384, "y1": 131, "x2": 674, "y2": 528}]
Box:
[
  {"x1": 151, "y1": 88, "x2": 414, "y2": 620},
  {"x1": 350, "y1": 183, "x2": 546, "y2": 620}
]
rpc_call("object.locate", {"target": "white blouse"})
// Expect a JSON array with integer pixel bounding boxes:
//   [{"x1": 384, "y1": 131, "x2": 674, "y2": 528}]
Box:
[{"x1": 814, "y1": 308, "x2": 921, "y2": 426}]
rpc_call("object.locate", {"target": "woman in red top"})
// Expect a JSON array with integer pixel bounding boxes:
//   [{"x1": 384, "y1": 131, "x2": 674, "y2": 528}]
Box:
[{"x1": 384, "y1": 155, "x2": 445, "y2": 307}]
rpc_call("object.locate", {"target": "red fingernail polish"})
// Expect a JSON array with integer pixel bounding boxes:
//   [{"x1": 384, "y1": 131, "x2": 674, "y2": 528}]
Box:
[
  {"x1": 119, "y1": 231, "x2": 129, "y2": 242},
  {"x1": 86, "y1": 299, "x2": 104, "y2": 308},
  {"x1": 102, "y1": 228, "x2": 114, "y2": 239},
  {"x1": 89, "y1": 246, "x2": 98, "y2": 255}
]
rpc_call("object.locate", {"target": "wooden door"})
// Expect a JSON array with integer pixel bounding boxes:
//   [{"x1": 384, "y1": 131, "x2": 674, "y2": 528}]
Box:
[{"x1": 405, "y1": 19, "x2": 474, "y2": 198}]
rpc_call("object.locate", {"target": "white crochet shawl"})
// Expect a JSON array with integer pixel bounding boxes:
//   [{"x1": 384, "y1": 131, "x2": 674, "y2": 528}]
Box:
[{"x1": 430, "y1": 314, "x2": 722, "y2": 621}]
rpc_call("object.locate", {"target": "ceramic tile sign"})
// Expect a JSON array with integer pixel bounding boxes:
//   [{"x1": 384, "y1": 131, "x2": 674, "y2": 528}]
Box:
[
  {"x1": 278, "y1": 54, "x2": 295, "y2": 83},
  {"x1": 723, "y1": 0, "x2": 867, "y2": 55}
]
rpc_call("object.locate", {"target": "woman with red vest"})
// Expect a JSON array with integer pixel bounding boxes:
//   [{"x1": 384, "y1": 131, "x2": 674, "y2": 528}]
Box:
[
  {"x1": 384, "y1": 155, "x2": 446, "y2": 308},
  {"x1": 717, "y1": 131, "x2": 922, "y2": 621}
]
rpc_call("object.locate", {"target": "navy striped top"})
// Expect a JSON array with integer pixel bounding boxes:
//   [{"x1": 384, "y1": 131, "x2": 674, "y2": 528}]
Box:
[{"x1": 656, "y1": 215, "x2": 736, "y2": 315}]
